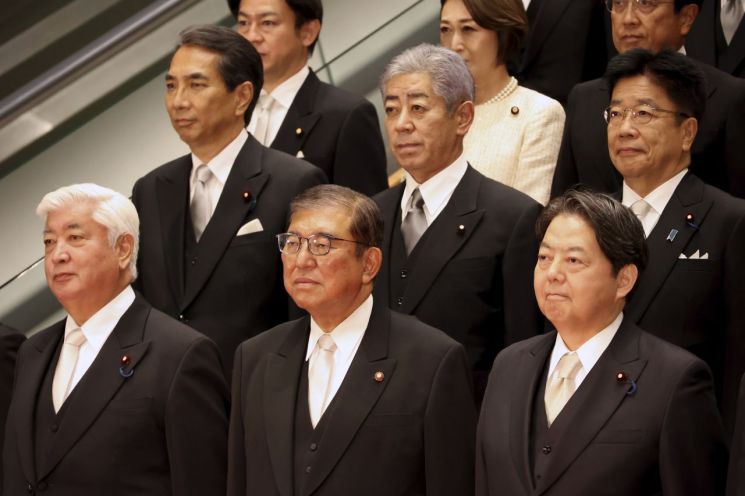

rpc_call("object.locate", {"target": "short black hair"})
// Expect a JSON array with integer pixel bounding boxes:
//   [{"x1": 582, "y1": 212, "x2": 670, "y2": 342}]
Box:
[
  {"x1": 176, "y1": 24, "x2": 263, "y2": 123},
  {"x1": 603, "y1": 48, "x2": 706, "y2": 121},
  {"x1": 536, "y1": 189, "x2": 648, "y2": 280},
  {"x1": 228, "y1": 0, "x2": 323, "y2": 54},
  {"x1": 674, "y1": 0, "x2": 703, "y2": 11}
]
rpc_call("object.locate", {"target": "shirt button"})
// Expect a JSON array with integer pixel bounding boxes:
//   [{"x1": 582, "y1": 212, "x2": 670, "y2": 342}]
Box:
[
  {"x1": 26, "y1": 483, "x2": 33, "y2": 493},
  {"x1": 191, "y1": 257, "x2": 197, "y2": 265},
  {"x1": 305, "y1": 466, "x2": 312, "y2": 474},
  {"x1": 309, "y1": 443, "x2": 318, "y2": 451},
  {"x1": 396, "y1": 297, "x2": 404, "y2": 306},
  {"x1": 400, "y1": 269, "x2": 408, "y2": 279},
  {"x1": 542, "y1": 445, "x2": 552, "y2": 455}
]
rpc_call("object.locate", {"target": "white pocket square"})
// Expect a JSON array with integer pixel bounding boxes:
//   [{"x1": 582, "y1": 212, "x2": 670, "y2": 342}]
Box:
[
  {"x1": 679, "y1": 250, "x2": 709, "y2": 260},
  {"x1": 296, "y1": 150, "x2": 305, "y2": 159},
  {"x1": 236, "y1": 218, "x2": 264, "y2": 236}
]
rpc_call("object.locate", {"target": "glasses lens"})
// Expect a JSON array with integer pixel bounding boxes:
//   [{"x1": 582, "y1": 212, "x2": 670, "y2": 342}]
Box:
[
  {"x1": 606, "y1": 0, "x2": 625, "y2": 11},
  {"x1": 308, "y1": 234, "x2": 332, "y2": 255},
  {"x1": 604, "y1": 107, "x2": 622, "y2": 125},
  {"x1": 279, "y1": 234, "x2": 301, "y2": 254},
  {"x1": 631, "y1": 107, "x2": 654, "y2": 124},
  {"x1": 637, "y1": 0, "x2": 656, "y2": 13}
]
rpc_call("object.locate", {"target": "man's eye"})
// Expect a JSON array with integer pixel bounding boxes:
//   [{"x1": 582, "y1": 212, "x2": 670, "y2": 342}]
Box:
[{"x1": 639, "y1": 0, "x2": 655, "y2": 7}]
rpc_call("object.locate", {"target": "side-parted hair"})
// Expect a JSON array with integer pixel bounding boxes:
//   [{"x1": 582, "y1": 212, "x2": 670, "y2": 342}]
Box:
[
  {"x1": 379, "y1": 43, "x2": 474, "y2": 114},
  {"x1": 288, "y1": 184, "x2": 382, "y2": 256},
  {"x1": 176, "y1": 24, "x2": 263, "y2": 122},
  {"x1": 536, "y1": 189, "x2": 648, "y2": 279},
  {"x1": 37, "y1": 183, "x2": 140, "y2": 280},
  {"x1": 604, "y1": 48, "x2": 706, "y2": 121},
  {"x1": 440, "y1": 0, "x2": 528, "y2": 66}
]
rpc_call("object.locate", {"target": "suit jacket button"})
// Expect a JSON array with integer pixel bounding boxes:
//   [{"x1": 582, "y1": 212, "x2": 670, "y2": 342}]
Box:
[
  {"x1": 49, "y1": 423, "x2": 58, "y2": 433},
  {"x1": 179, "y1": 314, "x2": 185, "y2": 321},
  {"x1": 26, "y1": 482, "x2": 33, "y2": 493},
  {"x1": 191, "y1": 257, "x2": 197, "y2": 265},
  {"x1": 396, "y1": 297, "x2": 403, "y2": 306},
  {"x1": 305, "y1": 466, "x2": 312, "y2": 474},
  {"x1": 37, "y1": 481, "x2": 48, "y2": 491},
  {"x1": 309, "y1": 443, "x2": 318, "y2": 451},
  {"x1": 400, "y1": 269, "x2": 408, "y2": 278},
  {"x1": 542, "y1": 445, "x2": 551, "y2": 454}
]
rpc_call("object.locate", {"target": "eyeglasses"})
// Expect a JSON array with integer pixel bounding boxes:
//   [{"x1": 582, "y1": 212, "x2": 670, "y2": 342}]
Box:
[
  {"x1": 604, "y1": 0, "x2": 674, "y2": 14},
  {"x1": 276, "y1": 233, "x2": 369, "y2": 256},
  {"x1": 603, "y1": 105, "x2": 690, "y2": 126}
]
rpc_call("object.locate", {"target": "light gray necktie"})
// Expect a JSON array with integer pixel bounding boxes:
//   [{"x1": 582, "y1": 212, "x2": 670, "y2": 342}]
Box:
[
  {"x1": 401, "y1": 188, "x2": 427, "y2": 255},
  {"x1": 630, "y1": 199, "x2": 653, "y2": 237},
  {"x1": 544, "y1": 352, "x2": 582, "y2": 427},
  {"x1": 308, "y1": 334, "x2": 337, "y2": 427},
  {"x1": 52, "y1": 328, "x2": 86, "y2": 412},
  {"x1": 253, "y1": 94, "x2": 276, "y2": 145},
  {"x1": 190, "y1": 164, "x2": 212, "y2": 242},
  {"x1": 722, "y1": 0, "x2": 744, "y2": 44}
]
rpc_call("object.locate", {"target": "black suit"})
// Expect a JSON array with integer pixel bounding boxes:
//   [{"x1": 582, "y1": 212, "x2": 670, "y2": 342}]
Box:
[
  {"x1": 516, "y1": 0, "x2": 610, "y2": 106},
  {"x1": 268, "y1": 70, "x2": 387, "y2": 196},
  {"x1": 373, "y1": 166, "x2": 543, "y2": 400},
  {"x1": 476, "y1": 319, "x2": 727, "y2": 495},
  {"x1": 550, "y1": 59, "x2": 745, "y2": 198},
  {"x1": 2, "y1": 294, "x2": 229, "y2": 496},
  {"x1": 227, "y1": 302, "x2": 476, "y2": 496},
  {"x1": 688, "y1": 0, "x2": 745, "y2": 78},
  {"x1": 0, "y1": 323, "x2": 24, "y2": 491},
  {"x1": 624, "y1": 172, "x2": 745, "y2": 434},
  {"x1": 729, "y1": 373, "x2": 745, "y2": 496},
  {"x1": 132, "y1": 134, "x2": 326, "y2": 377}
]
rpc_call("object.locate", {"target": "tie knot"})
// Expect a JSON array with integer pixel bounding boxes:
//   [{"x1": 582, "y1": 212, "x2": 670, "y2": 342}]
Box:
[
  {"x1": 408, "y1": 188, "x2": 425, "y2": 211},
  {"x1": 555, "y1": 352, "x2": 582, "y2": 380},
  {"x1": 65, "y1": 328, "x2": 86, "y2": 348},
  {"x1": 258, "y1": 93, "x2": 276, "y2": 113},
  {"x1": 317, "y1": 333, "x2": 337, "y2": 352},
  {"x1": 630, "y1": 199, "x2": 652, "y2": 219},
  {"x1": 195, "y1": 164, "x2": 212, "y2": 184}
]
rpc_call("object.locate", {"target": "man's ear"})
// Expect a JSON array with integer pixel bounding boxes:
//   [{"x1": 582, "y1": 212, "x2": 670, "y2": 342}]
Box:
[
  {"x1": 234, "y1": 81, "x2": 254, "y2": 117},
  {"x1": 681, "y1": 117, "x2": 698, "y2": 153},
  {"x1": 678, "y1": 3, "x2": 699, "y2": 37},
  {"x1": 361, "y1": 247, "x2": 382, "y2": 284},
  {"x1": 615, "y1": 263, "x2": 638, "y2": 300},
  {"x1": 299, "y1": 19, "x2": 321, "y2": 49},
  {"x1": 455, "y1": 100, "x2": 474, "y2": 137},
  {"x1": 115, "y1": 233, "x2": 135, "y2": 271}
]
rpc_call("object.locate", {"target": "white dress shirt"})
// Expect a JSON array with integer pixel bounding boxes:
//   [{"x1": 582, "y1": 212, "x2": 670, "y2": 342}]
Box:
[
  {"x1": 400, "y1": 153, "x2": 469, "y2": 225},
  {"x1": 622, "y1": 169, "x2": 687, "y2": 237},
  {"x1": 546, "y1": 312, "x2": 623, "y2": 390},
  {"x1": 247, "y1": 65, "x2": 310, "y2": 147},
  {"x1": 189, "y1": 129, "x2": 248, "y2": 220},
  {"x1": 305, "y1": 294, "x2": 373, "y2": 409},
  {"x1": 63, "y1": 285, "x2": 135, "y2": 392}
]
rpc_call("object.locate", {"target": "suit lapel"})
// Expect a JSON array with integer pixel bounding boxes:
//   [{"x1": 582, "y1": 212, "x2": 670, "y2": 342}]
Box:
[
  {"x1": 375, "y1": 186, "x2": 405, "y2": 306},
  {"x1": 520, "y1": 0, "x2": 573, "y2": 70},
  {"x1": 625, "y1": 174, "x2": 713, "y2": 323},
  {"x1": 39, "y1": 296, "x2": 152, "y2": 479},
  {"x1": 155, "y1": 157, "x2": 190, "y2": 305},
  {"x1": 535, "y1": 321, "x2": 648, "y2": 495},
  {"x1": 720, "y1": 21, "x2": 745, "y2": 74},
  {"x1": 509, "y1": 334, "x2": 554, "y2": 494},
  {"x1": 687, "y1": 0, "x2": 718, "y2": 66},
  {"x1": 264, "y1": 318, "x2": 309, "y2": 496},
  {"x1": 271, "y1": 71, "x2": 322, "y2": 157},
  {"x1": 13, "y1": 323, "x2": 63, "y2": 484},
  {"x1": 303, "y1": 303, "x2": 396, "y2": 496},
  {"x1": 401, "y1": 166, "x2": 485, "y2": 313},
  {"x1": 181, "y1": 136, "x2": 267, "y2": 310}
]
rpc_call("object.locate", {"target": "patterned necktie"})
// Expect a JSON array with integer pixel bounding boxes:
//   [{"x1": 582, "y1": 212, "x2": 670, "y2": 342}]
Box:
[
  {"x1": 401, "y1": 188, "x2": 427, "y2": 255},
  {"x1": 722, "y1": 0, "x2": 744, "y2": 44},
  {"x1": 52, "y1": 328, "x2": 87, "y2": 412},
  {"x1": 308, "y1": 333, "x2": 337, "y2": 427},
  {"x1": 190, "y1": 164, "x2": 212, "y2": 242},
  {"x1": 544, "y1": 352, "x2": 582, "y2": 427}
]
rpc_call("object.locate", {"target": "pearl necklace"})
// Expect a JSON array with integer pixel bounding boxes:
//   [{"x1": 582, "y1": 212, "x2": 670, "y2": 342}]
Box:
[{"x1": 480, "y1": 77, "x2": 518, "y2": 106}]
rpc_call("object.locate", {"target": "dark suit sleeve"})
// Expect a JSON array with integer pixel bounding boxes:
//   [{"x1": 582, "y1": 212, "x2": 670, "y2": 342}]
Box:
[
  {"x1": 330, "y1": 99, "x2": 387, "y2": 196},
  {"x1": 502, "y1": 202, "x2": 544, "y2": 344},
  {"x1": 130, "y1": 178, "x2": 144, "y2": 293},
  {"x1": 165, "y1": 336, "x2": 229, "y2": 496},
  {"x1": 424, "y1": 343, "x2": 476, "y2": 496},
  {"x1": 0, "y1": 325, "x2": 24, "y2": 490},
  {"x1": 227, "y1": 343, "x2": 247, "y2": 496},
  {"x1": 724, "y1": 93, "x2": 745, "y2": 198},
  {"x1": 723, "y1": 213, "x2": 745, "y2": 432},
  {"x1": 659, "y1": 360, "x2": 727, "y2": 495},
  {"x1": 550, "y1": 86, "x2": 582, "y2": 198},
  {"x1": 728, "y1": 374, "x2": 745, "y2": 496}
]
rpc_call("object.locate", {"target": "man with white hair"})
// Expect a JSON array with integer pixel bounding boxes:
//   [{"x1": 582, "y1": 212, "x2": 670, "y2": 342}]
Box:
[{"x1": 3, "y1": 183, "x2": 229, "y2": 496}]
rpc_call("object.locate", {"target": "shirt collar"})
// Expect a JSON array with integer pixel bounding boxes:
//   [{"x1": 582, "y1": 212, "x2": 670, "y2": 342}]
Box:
[
  {"x1": 400, "y1": 152, "x2": 468, "y2": 220},
  {"x1": 621, "y1": 168, "x2": 687, "y2": 214},
  {"x1": 261, "y1": 65, "x2": 310, "y2": 110},
  {"x1": 547, "y1": 311, "x2": 623, "y2": 379},
  {"x1": 64, "y1": 286, "x2": 135, "y2": 350},
  {"x1": 306, "y1": 294, "x2": 373, "y2": 362},
  {"x1": 190, "y1": 128, "x2": 248, "y2": 186}
]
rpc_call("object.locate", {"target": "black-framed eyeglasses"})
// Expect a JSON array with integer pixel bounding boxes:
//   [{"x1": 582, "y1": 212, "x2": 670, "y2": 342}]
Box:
[
  {"x1": 276, "y1": 232, "x2": 369, "y2": 256},
  {"x1": 604, "y1": 0, "x2": 674, "y2": 14},
  {"x1": 603, "y1": 105, "x2": 690, "y2": 126}
]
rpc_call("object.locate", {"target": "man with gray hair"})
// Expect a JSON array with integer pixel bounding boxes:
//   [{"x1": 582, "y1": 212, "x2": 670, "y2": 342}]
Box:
[
  {"x1": 373, "y1": 43, "x2": 544, "y2": 402},
  {"x1": 3, "y1": 183, "x2": 229, "y2": 495}
]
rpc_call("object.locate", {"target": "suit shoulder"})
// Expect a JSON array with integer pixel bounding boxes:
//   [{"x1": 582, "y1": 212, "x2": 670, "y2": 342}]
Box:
[
  {"x1": 477, "y1": 172, "x2": 541, "y2": 211},
  {"x1": 373, "y1": 183, "x2": 404, "y2": 206},
  {"x1": 637, "y1": 328, "x2": 707, "y2": 371},
  {"x1": 144, "y1": 306, "x2": 216, "y2": 348},
  {"x1": 513, "y1": 85, "x2": 565, "y2": 118},
  {"x1": 388, "y1": 310, "x2": 462, "y2": 352},
  {"x1": 314, "y1": 80, "x2": 375, "y2": 113},
  {"x1": 697, "y1": 60, "x2": 745, "y2": 96},
  {"x1": 262, "y1": 147, "x2": 325, "y2": 178},
  {"x1": 135, "y1": 153, "x2": 190, "y2": 185},
  {"x1": 236, "y1": 317, "x2": 306, "y2": 355}
]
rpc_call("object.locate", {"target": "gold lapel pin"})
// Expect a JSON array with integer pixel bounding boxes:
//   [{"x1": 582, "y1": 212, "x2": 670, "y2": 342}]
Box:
[
  {"x1": 295, "y1": 127, "x2": 303, "y2": 136},
  {"x1": 374, "y1": 371, "x2": 385, "y2": 382}
]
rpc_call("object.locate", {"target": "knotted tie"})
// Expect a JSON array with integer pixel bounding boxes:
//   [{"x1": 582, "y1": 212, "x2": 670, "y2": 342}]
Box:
[
  {"x1": 190, "y1": 164, "x2": 212, "y2": 242},
  {"x1": 308, "y1": 333, "x2": 337, "y2": 427},
  {"x1": 722, "y1": 0, "x2": 744, "y2": 44},
  {"x1": 52, "y1": 328, "x2": 86, "y2": 412},
  {"x1": 630, "y1": 199, "x2": 653, "y2": 237},
  {"x1": 544, "y1": 352, "x2": 582, "y2": 427},
  {"x1": 401, "y1": 188, "x2": 427, "y2": 255},
  {"x1": 253, "y1": 94, "x2": 276, "y2": 145}
]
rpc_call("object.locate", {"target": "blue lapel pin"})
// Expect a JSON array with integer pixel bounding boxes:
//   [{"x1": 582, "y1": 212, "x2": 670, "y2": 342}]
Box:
[{"x1": 666, "y1": 229, "x2": 678, "y2": 242}]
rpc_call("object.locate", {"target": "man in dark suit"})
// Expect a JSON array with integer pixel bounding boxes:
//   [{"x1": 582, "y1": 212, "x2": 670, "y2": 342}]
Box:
[
  {"x1": 132, "y1": 25, "x2": 325, "y2": 377},
  {"x1": 476, "y1": 189, "x2": 727, "y2": 495},
  {"x1": 0, "y1": 323, "x2": 24, "y2": 489},
  {"x1": 228, "y1": 184, "x2": 476, "y2": 495},
  {"x1": 688, "y1": 0, "x2": 745, "y2": 77},
  {"x1": 602, "y1": 49, "x2": 745, "y2": 433},
  {"x1": 229, "y1": 0, "x2": 387, "y2": 195},
  {"x1": 373, "y1": 43, "x2": 543, "y2": 401},
  {"x1": 551, "y1": 0, "x2": 745, "y2": 198},
  {"x1": 729, "y1": 373, "x2": 745, "y2": 495},
  {"x1": 516, "y1": 0, "x2": 610, "y2": 106},
  {"x1": 3, "y1": 184, "x2": 228, "y2": 495}
]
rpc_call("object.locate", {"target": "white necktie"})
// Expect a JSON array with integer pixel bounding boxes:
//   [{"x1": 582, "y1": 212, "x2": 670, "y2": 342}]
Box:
[
  {"x1": 544, "y1": 352, "x2": 582, "y2": 427},
  {"x1": 190, "y1": 164, "x2": 212, "y2": 242},
  {"x1": 722, "y1": 0, "x2": 744, "y2": 44},
  {"x1": 52, "y1": 328, "x2": 87, "y2": 412},
  {"x1": 253, "y1": 94, "x2": 276, "y2": 145},
  {"x1": 630, "y1": 199, "x2": 653, "y2": 237},
  {"x1": 401, "y1": 188, "x2": 427, "y2": 255},
  {"x1": 308, "y1": 334, "x2": 337, "y2": 427}
]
